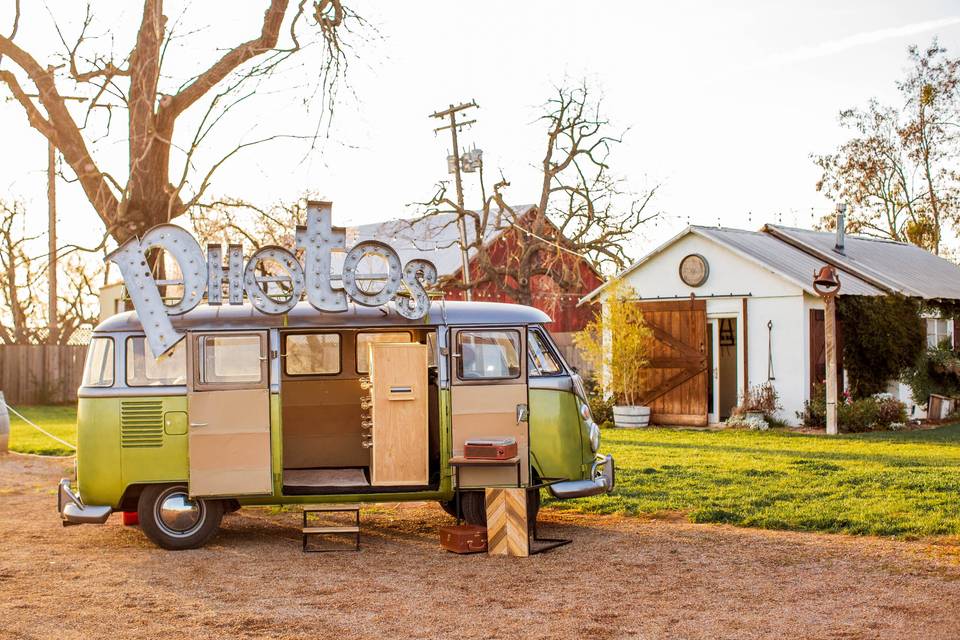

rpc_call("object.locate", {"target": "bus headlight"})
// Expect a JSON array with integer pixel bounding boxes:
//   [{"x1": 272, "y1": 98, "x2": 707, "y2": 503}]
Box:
[{"x1": 589, "y1": 421, "x2": 601, "y2": 452}]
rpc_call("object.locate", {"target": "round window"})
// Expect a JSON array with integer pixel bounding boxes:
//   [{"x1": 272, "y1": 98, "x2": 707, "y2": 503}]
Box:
[{"x1": 679, "y1": 254, "x2": 709, "y2": 287}]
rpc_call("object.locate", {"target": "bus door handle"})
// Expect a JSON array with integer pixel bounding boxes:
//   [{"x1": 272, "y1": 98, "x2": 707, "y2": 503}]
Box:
[
  {"x1": 516, "y1": 403, "x2": 529, "y2": 423},
  {"x1": 190, "y1": 422, "x2": 209, "y2": 429}
]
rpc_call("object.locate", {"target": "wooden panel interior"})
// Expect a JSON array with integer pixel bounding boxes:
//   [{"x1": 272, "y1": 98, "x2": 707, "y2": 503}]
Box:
[
  {"x1": 281, "y1": 378, "x2": 368, "y2": 469},
  {"x1": 278, "y1": 329, "x2": 439, "y2": 489},
  {"x1": 370, "y1": 343, "x2": 429, "y2": 486},
  {"x1": 451, "y1": 383, "x2": 529, "y2": 486},
  {"x1": 634, "y1": 300, "x2": 708, "y2": 426}
]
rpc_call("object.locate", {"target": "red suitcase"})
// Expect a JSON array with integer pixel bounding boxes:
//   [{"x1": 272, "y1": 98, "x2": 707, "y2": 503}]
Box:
[
  {"x1": 439, "y1": 524, "x2": 487, "y2": 554},
  {"x1": 464, "y1": 437, "x2": 518, "y2": 460}
]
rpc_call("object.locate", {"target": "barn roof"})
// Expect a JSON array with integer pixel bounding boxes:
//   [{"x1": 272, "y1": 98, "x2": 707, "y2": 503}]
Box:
[
  {"x1": 764, "y1": 224, "x2": 960, "y2": 300},
  {"x1": 341, "y1": 205, "x2": 536, "y2": 277},
  {"x1": 580, "y1": 223, "x2": 960, "y2": 304}
]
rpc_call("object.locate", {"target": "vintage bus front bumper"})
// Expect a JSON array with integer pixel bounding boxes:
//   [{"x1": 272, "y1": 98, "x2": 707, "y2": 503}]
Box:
[
  {"x1": 548, "y1": 454, "x2": 615, "y2": 499},
  {"x1": 57, "y1": 478, "x2": 112, "y2": 526}
]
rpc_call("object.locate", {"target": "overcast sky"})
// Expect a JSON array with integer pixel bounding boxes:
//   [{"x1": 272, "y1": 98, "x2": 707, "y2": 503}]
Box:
[{"x1": 1, "y1": 1, "x2": 959, "y2": 263}]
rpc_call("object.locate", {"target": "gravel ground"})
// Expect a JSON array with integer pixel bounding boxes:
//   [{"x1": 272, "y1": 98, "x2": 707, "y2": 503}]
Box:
[{"x1": 2, "y1": 454, "x2": 960, "y2": 640}]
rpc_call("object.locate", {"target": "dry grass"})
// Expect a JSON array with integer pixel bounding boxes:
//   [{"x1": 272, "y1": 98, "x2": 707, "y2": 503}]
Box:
[{"x1": 2, "y1": 454, "x2": 960, "y2": 639}]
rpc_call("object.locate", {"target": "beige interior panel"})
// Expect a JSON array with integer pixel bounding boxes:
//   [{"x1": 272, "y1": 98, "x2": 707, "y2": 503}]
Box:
[
  {"x1": 451, "y1": 383, "x2": 529, "y2": 486},
  {"x1": 281, "y1": 379, "x2": 368, "y2": 469},
  {"x1": 370, "y1": 343, "x2": 428, "y2": 486},
  {"x1": 188, "y1": 386, "x2": 271, "y2": 497}
]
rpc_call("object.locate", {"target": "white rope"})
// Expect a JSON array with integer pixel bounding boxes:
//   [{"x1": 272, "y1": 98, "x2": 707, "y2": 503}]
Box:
[{"x1": 4, "y1": 402, "x2": 77, "y2": 451}]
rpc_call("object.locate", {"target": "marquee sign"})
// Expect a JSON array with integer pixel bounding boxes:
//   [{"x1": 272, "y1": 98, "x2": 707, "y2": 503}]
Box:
[{"x1": 106, "y1": 201, "x2": 438, "y2": 356}]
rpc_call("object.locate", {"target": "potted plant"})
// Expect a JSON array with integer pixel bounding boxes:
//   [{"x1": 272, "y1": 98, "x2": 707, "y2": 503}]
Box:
[
  {"x1": 574, "y1": 282, "x2": 653, "y2": 428},
  {"x1": 731, "y1": 382, "x2": 781, "y2": 429}
]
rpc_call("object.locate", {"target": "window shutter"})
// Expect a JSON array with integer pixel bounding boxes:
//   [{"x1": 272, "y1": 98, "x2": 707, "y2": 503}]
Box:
[{"x1": 954, "y1": 317, "x2": 959, "y2": 352}]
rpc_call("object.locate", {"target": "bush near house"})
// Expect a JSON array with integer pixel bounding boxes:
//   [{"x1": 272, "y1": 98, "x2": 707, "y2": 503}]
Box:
[
  {"x1": 727, "y1": 382, "x2": 782, "y2": 430},
  {"x1": 902, "y1": 342, "x2": 960, "y2": 407},
  {"x1": 799, "y1": 383, "x2": 908, "y2": 432},
  {"x1": 837, "y1": 296, "x2": 925, "y2": 397}
]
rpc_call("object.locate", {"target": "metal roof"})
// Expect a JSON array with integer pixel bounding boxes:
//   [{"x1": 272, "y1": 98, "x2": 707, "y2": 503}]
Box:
[
  {"x1": 580, "y1": 223, "x2": 960, "y2": 304},
  {"x1": 339, "y1": 205, "x2": 536, "y2": 277},
  {"x1": 693, "y1": 226, "x2": 884, "y2": 296},
  {"x1": 94, "y1": 300, "x2": 551, "y2": 333},
  {"x1": 764, "y1": 225, "x2": 960, "y2": 300}
]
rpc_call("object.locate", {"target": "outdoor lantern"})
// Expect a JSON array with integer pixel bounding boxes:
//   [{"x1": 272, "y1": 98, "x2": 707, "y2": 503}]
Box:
[{"x1": 812, "y1": 265, "x2": 841, "y2": 297}]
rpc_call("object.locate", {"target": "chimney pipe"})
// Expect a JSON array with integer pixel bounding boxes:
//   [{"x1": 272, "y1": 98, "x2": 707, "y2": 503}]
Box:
[{"x1": 834, "y1": 204, "x2": 846, "y2": 255}]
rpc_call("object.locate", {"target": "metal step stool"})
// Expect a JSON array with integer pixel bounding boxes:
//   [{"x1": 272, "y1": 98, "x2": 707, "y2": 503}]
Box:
[{"x1": 302, "y1": 503, "x2": 361, "y2": 552}]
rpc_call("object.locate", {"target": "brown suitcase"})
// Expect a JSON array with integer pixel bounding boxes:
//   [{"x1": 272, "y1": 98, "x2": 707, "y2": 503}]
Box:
[
  {"x1": 464, "y1": 437, "x2": 518, "y2": 460},
  {"x1": 439, "y1": 524, "x2": 487, "y2": 554}
]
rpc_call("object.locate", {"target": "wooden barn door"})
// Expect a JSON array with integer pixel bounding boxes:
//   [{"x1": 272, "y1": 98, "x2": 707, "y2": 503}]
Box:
[{"x1": 634, "y1": 300, "x2": 708, "y2": 426}]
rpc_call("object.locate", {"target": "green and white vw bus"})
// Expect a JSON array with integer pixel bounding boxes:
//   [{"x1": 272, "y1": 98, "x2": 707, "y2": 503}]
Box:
[{"x1": 59, "y1": 301, "x2": 614, "y2": 549}]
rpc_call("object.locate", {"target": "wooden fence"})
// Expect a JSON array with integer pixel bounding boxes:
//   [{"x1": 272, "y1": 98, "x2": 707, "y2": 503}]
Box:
[{"x1": 0, "y1": 345, "x2": 87, "y2": 405}]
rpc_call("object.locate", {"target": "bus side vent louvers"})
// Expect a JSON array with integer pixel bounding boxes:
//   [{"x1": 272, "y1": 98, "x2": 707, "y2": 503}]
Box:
[{"x1": 120, "y1": 400, "x2": 164, "y2": 448}]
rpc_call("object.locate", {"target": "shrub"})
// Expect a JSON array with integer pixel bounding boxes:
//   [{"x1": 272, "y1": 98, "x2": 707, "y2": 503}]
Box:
[
  {"x1": 838, "y1": 398, "x2": 880, "y2": 432},
  {"x1": 799, "y1": 384, "x2": 907, "y2": 432},
  {"x1": 735, "y1": 382, "x2": 781, "y2": 416},
  {"x1": 837, "y1": 295, "x2": 925, "y2": 397},
  {"x1": 902, "y1": 343, "x2": 960, "y2": 407},
  {"x1": 874, "y1": 392, "x2": 908, "y2": 425},
  {"x1": 574, "y1": 282, "x2": 653, "y2": 406}
]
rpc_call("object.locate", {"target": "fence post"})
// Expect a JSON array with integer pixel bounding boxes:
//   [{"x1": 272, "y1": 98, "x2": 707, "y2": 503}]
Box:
[{"x1": 0, "y1": 391, "x2": 8, "y2": 454}]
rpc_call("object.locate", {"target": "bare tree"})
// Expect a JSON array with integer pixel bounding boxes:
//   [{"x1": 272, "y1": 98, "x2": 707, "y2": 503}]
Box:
[
  {"x1": 189, "y1": 197, "x2": 309, "y2": 251},
  {"x1": 0, "y1": 201, "x2": 101, "y2": 345},
  {"x1": 814, "y1": 41, "x2": 960, "y2": 254},
  {"x1": 0, "y1": 201, "x2": 44, "y2": 344},
  {"x1": 0, "y1": 1, "x2": 363, "y2": 246},
  {"x1": 416, "y1": 83, "x2": 659, "y2": 306}
]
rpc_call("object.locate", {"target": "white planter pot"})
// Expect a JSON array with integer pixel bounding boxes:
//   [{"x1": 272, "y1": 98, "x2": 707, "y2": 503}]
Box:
[{"x1": 612, "y1": 405, "x2": 651, "y2": 428}]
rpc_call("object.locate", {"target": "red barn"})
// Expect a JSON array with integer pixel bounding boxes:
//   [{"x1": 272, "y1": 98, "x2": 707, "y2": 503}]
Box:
[{"x1": 348, "y1": 206, "x2": 603, "y2": 363}]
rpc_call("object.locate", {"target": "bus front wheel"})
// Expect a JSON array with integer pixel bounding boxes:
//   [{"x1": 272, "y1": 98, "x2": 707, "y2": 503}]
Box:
[{"x1": 138, "y1": 484, "x2": 224, "y2": 550}]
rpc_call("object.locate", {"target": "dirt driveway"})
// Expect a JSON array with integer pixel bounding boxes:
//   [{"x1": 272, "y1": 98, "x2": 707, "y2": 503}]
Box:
[{"x1": 1, "y1": 454, "x2": 959, "y2": 640}]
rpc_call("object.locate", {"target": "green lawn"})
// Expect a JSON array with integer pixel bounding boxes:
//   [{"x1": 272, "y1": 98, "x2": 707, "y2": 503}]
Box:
[
  {"x1": 7, "y1": 405, "x2": 77, "y2": 456},
  {"x1": 550, "y1": 424, "x2": 960, "y2": 538}
]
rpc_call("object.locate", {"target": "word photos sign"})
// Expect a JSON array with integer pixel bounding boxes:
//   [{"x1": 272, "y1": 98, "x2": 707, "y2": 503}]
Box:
[{"x1": 106, "y1": 201, "x2": 437, "y2": 356}]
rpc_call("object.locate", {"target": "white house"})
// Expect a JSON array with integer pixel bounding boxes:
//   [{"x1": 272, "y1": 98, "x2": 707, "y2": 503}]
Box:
[{"x1": 580, "y1": 222, "x2": 960, "y2": 426}]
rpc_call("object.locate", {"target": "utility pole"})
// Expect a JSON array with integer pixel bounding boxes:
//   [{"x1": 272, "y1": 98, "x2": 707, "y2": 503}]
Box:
[{"x1": 430, "y1": 101, "x2": 478, "y2": 301}]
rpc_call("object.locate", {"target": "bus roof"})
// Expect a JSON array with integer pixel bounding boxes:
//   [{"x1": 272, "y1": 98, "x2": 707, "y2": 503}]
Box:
[{"x1": 93, "y1": 300, "x2": 552, "y2": 334}]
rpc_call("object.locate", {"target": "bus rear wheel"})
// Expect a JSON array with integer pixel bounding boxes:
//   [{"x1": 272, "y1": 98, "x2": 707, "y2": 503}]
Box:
[{"x1": 138, "y1": 484, "x2": 223, "y2": 550}]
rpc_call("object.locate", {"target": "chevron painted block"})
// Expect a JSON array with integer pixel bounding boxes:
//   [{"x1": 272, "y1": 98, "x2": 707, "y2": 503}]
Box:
[{"x1": 485, "y1": 488, "x2": 529, "y2": 557}]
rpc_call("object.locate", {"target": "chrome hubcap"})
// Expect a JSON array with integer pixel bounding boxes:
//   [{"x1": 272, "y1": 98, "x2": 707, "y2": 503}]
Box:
[{"x1": 156, "y1": 488, "x2": 204, "y2": 537}]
